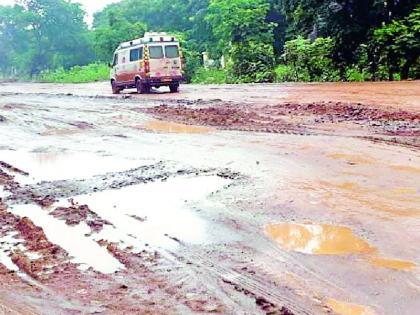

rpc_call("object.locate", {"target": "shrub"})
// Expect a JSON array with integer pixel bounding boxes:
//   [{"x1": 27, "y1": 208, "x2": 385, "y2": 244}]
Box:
[
  {"x1": 274, "y1": 64, "x2": 294, "y2": 82},
  {"x1": 191, "y1": 67, "x2": 227, "y2": 84},
  {"x1": 284, "y1": 36, "x2": 339, "y2": 82},
  {"x1": 345, "y1": 68, "x2": 369, "y2": 82}
]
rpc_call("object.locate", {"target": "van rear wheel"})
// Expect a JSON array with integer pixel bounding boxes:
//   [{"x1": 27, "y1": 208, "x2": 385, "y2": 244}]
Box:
[
  {"x1": 136, "y1": 80, "x2": 150, "y2": 94},
  {"x1": 169, "y1": 84, "x2": 179, "y2": 93},
  {"x1": 111, "y1": 81, "x2": 121, "y2": 94}
]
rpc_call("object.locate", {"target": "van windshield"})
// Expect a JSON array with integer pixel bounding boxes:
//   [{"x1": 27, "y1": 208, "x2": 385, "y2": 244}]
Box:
[
  {"x1": 165, "y1": 45, "x2": 179, "y2": 58},
  {"x1": 149, "y1": 46, "x2": 164, "y2": 59}
]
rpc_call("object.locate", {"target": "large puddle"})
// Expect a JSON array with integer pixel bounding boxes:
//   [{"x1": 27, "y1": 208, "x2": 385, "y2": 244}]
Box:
[
  {"x1": 144, "y1": 120, "x2": 212, "y2": 134},
  {"x1": 0, "y1": 150, "x2": 143, "y2": 184},
  {"x1": 4, "y1": 176, "x2": 230, "y2": 273},
  {"x1": 326, "y1": 299, "x2": 375, "y2": 315},
  {"x1": 265, "y1": 223, "x2": 374, "y2": 255},
  {"x1": 72, "y1": 175, "x2": 231, "y2": 250},
  {"x1": 9, "y1": 205, "x2": 124, "y2": 274},
  {"x1": 265, "y1": 222, "x2": 417, "y2": 271}
]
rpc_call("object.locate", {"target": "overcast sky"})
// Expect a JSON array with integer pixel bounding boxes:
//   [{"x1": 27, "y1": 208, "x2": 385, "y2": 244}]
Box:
[{"x1": 0, "y1": 0, "x2": 121, "y2": 25}]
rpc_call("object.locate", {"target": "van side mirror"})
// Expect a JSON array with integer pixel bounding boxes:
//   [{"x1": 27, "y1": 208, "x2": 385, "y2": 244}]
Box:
[{"x1": 108, "y1": 63, "x2": 112, "y2": 68}]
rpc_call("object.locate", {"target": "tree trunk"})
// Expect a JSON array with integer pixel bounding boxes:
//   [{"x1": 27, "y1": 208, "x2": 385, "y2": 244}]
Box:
[{"x1": 400, "y1": 59, "x2": 412, "y2": 80}]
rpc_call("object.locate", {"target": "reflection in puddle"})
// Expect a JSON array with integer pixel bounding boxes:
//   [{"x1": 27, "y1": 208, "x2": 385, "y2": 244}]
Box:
[
  {"x1": 0, "y1": 150, "x2": 142, "y2": 184},
  {"x1": 368, "y1": 257, "x2": 416, "y2": 270},
  {"x1": 265, "y1": 223, "x2": 374, "y2": 255},
  {"x1": 144, "y1": 120, "x2": 212, "y2": 134},
  {"x1": 327, "y1": 299, "x2": 375, "y2": 315},
  {"x1": 71, "y1": 176, "x2": 231, "y2": 250}
]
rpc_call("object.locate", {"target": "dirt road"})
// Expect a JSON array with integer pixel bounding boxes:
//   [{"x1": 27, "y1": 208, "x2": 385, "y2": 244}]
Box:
[{"x1": 0, "y1": 81, "x2": 419, "y2": 314}]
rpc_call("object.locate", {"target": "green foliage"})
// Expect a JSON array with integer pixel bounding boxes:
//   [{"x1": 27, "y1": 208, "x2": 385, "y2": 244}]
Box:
[
  {"x1": 283, "y1": 36, "x2": 339, "y2": 82},
  {"x1": 207, "y1": 0, "x2": 275, "y2": 82},
  {"x1": 274, "y1": 64, "x2": 294, "y2": 82},
  {"x1": 345, "y1": 69, "x2": 370, "y2": 82},
  {"x1": 39, "y1": 63, "x2": 109, "y2": 83},
  {"x1": 92, "y1": 11, "x2": 147, "y2": 62},
  {"x1": 374, "y1": 6, "x2": 420, "y2": 80},
  {"x1": 191, "y1": 67, "x2": 227, "y2": 84},
  {"x1": 0, "y1": 0, "x2": 93, "y2": 77}
]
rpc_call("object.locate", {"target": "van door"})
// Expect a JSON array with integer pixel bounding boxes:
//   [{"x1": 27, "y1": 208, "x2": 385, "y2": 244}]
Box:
[
  {"x1": 164, "y1": 44, "x2": 182, "y2": 77},
  {"x1": 128, "y1": 46, "x2": 143, "y2": 81},
  {"x1": 148, "y1": 45, "x2": 166, "y2": 78}
]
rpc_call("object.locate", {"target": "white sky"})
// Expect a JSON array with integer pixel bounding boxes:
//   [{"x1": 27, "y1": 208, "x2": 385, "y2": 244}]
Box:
[{"x1": 0, "y1": 0, "x2": 121, "y2": 26}]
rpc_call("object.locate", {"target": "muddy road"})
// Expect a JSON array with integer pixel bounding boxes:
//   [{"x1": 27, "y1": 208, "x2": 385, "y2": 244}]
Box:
[{"x1": 0, "y1": 81, "x2": 419, "y2": 315}]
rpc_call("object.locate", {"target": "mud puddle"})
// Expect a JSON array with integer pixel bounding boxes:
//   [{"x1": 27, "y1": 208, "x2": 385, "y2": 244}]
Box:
[
  {"x1": 2, "y1": 176, "x2": 231, "y2": 275},
  {"x1": 265, "y1": 223, "x2": 374, "y2": 255},
  {"x1": 144, "y1": 119, "x2": 213, "y2": 134},
  {"x1": 326, "y1": 299, "x2": 375, "y2": 315},
  {"x1": 265, "y1": 222, "x2": 417, "y2": 270},
  {"x1": 67, "y1": 175, "x2": 232, "y2": 251},
  {"x1": 9, "y1": 204, "x2": 124, "y2": 274},
  {"x1": 367, "y1": 257, "x2": 417, "y2": 270},
  {"x1": 0, "y1": 150, "x2": 143, "y2": 184}
]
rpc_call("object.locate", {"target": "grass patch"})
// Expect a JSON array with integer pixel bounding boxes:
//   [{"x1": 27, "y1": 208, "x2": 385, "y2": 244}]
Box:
[
  {"x1": 191, "y1": 67, "x2": 227, "y2": 84},
  {"x1": 39, "y1": 63, "x2": 109, "y2": 83}
]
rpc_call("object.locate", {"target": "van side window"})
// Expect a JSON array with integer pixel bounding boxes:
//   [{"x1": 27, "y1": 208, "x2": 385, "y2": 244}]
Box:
[
  {"x1": 112, "y1": 53, "x2": 118, "y2": 66},
  {"x1": 130, "y1": 47, "x2": 144, "y2": 62},
  {"x1": 149, "y1": 46, "x2": 164, "y2": 59},
  {"x1": 165, "y1": 45, "x2": 179, "y2": 58}
]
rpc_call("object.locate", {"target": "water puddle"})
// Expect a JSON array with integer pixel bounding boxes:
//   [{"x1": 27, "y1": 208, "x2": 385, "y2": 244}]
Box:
[
  {"x1": 0, "y1": 150, "x2": 142, "y2": 184},
  {"x1": 326, "y1": 299, "x2": 375, "y2": 315},
  {"x1": 265, "y1": 223, "x2": 374, "y2": 255},
  {"x1": 144, "y1": 120, "x2": 212, "y2": 134},
  {"x1": 368, "y1": 257, "x2": 416, "y2": 270},
  {"x1": 0, "y1": 249, "x2": 19, "y2": 271},
  {"x1": 390, "y1": 165, "x2": 420, "y2": 174},
  {"x1": 326, "y1": 153, "x2": 373, "y2": 165},
  {"x1": 9, "y1": 205, "x2": 124, "y2": 274},
  {"x1": 71, "y1": 175, "x2": 231, "y2": 250}
]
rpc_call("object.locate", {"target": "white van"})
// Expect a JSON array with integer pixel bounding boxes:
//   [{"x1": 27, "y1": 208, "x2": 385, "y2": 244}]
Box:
[{"x1": 110, "y1": 32, "x2": 184, "y2": 94}]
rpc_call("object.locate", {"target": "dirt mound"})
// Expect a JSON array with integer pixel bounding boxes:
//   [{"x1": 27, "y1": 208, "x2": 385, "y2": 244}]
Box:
[{"x1": 141, "y1": 105, "x2": 306, "y2": 134}]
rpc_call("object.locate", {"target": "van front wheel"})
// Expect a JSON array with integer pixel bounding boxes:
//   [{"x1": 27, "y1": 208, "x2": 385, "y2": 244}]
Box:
[
  {"x1": 169, "y1": 84, "x2": 179, "y2": 93},
  {"x1": 136, "y1": 80, "x2": 150, "y2": 94}
]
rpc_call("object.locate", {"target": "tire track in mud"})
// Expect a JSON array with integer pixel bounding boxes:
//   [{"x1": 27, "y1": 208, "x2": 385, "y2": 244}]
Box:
[
  {"x1": 147, "y1": 182, "x2": 359, "y2": 315},
  {"x1": 156, "y1": 243, "x2": 316, "y2": 314}
]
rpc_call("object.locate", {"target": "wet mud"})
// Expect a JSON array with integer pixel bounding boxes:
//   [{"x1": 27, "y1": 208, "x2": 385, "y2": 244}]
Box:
[
  {"x1": 141, "y1": 100, "x2": 420, "y2": 147},
  {"x1": 0, "y1": 82, "x2": 419, "y2": 314}
]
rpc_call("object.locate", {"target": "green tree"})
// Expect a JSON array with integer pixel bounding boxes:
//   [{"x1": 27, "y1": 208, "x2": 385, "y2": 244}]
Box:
[
  {"x1": 0, "y1": 0, "x2": 93, "y2": 76},
  {"x1": 374, "y1": 6, "x2": 420, "y2": 80},
  {"x1": 207, "y1": 0, "x2": 275, "y2": 82}
]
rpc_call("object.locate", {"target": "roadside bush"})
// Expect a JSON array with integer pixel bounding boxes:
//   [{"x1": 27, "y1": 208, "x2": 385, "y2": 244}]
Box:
[
  {"x1": 284, "y1": 36, "x2": 339, "y2": 82},
  {"x1": 191, "y1": 67, "x2": 227, "y2": 84},
  {"x1": 345, "y1": 68, "x2": 370, "y2": 82},
  {"x1": 274, "y1": 64, "x2": 294, "y2": 82},
  {"x1": 227, "y1": 41, "x2": 275, "y2": 83},
  {"x1": 39, "y1": 63, "x2": 109, "y2": 83}
]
